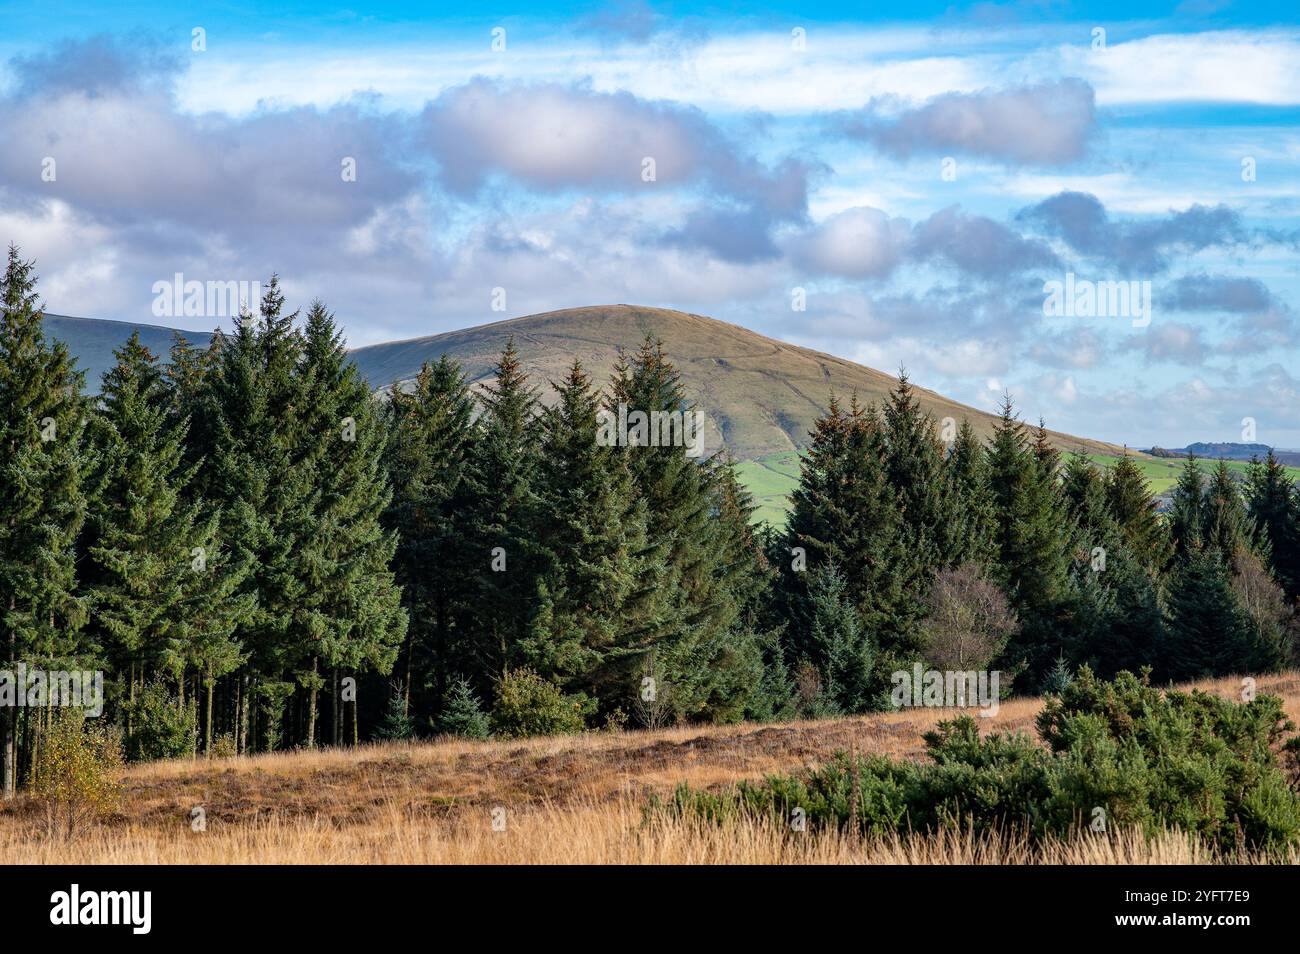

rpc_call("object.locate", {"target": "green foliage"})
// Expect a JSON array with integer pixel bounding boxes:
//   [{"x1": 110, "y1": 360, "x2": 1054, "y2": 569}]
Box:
[
  {"x1": 31, "y1": 711, "x2": 123, "y2": 840},
  {"x1": 0, "y1": 246, "x2": 89, "y2": 795},
  {"x1": 1041, "y1": 656, "x2": 1074, "y2": 696},
  {"x1": 374, "y1": 692, "x2": 416, "y2": 741},
  {"x1": 667, "y1": 670, "x2": 1300, "y2": 854},
  {"x1": 490, "y1": 668, "x2": 587, "y2": 739},
  {"x1": 434, "y1": 676, "x2": 490, "y2": 739},
  {"x1": 122, "y1": 681, "x2": 196, "y2": 762}
]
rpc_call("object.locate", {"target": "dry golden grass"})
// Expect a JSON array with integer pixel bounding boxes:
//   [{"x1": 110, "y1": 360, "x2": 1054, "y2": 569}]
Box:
[{"x1": 2, "y1": 671, "x2": 1297, "y2": 864}]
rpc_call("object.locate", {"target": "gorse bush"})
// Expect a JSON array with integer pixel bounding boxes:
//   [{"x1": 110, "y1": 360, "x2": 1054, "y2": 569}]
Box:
[
  {"x1": 490, "y1": 668, "x2": 587, "y2": 739},
  {"x1": 664, "y1": 669, "x2": 1300, "y2": 854}
]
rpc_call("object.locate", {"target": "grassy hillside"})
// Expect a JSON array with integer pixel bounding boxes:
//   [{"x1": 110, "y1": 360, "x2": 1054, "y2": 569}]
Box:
[
  {"x1": 45, "y1": 314, "x2": 210, "y2": 392},
  {"x1": 738, "y1": 449, "x2": 1300, "y2": 527},
  {"x1": 349, "y1": 305, "x2": 1133, "y2": 461},
  {"x1": 1087, "y1": 453, "x2": 1300, "y2": 495},
  {"x1": 2, "y1": 671, "x2": 1294, "y2": 864}
]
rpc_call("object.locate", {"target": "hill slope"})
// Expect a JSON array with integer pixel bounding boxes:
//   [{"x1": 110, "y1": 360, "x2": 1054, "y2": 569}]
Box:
[
  {"x1": 44, "y1": 315, "x2": 210, "y2": 391},
  {"x1": 43, "y1": 305, "x2": 1132, "y2": 460},
  {"x1": 350, "y1": 304, "x2": 1131, "y2": 460}
]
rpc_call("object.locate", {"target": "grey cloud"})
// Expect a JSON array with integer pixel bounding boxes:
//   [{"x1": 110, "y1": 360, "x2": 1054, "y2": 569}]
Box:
[
  {"x1": 789, "y1": 204, "x2": 1055, "y2": 280},
  {"x1": 842, "y1": 79, "x2": 1096, "y2": 167},
  {"x1": 1025, "y1": 328, "x2": 1108, "y2": 370},
  {"x1": 661, "y1": 206, "x2": 781, "y2": 263},
  {"x1": 1118, "y1": 323, "x2": 1209, "y2": 365},
  {"x1": 1165, "y1": 273, "x2": 1273, "y2": 312},
  {"x1": 8, "y1": 33, "x2": 180, "y2": 98},
  {"x1": 910, "y1": 206, "x2": 1058, "y2": 277},
  {"x1": 1017, "y1": 191, "x2": 1249, "y2": 272}
]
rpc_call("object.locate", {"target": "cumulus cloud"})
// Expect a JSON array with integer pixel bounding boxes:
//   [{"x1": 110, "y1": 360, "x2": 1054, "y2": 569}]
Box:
[
  {"x1": 420, "y1": 79, "x2": 810, "y2": 216},
  {"x1": 1118, "y1": 322, "x2": 1209, "y2": 365},
  {"x1": 788, "y1": 207, "x2": 909, "y2": 278},
  {"x1": 841, "y1": 79, "x2": 1097, "y2": 166},
  {"x1": 788, "y1": 204, "x2": 1055, "y2": 280}
]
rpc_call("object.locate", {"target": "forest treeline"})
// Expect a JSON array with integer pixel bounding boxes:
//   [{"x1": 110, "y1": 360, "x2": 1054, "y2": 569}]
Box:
[{"x1": 2, "y1": 249, "x2": 1298, "y2": 792}]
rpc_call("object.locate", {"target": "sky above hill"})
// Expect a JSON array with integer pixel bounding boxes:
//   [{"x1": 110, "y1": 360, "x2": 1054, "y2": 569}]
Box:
[{"x1": 1, "y1": 1, "x2": 1297, "y2": 448}]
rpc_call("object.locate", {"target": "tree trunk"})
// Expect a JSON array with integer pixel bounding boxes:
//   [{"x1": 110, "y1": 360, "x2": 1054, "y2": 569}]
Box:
[
  {"x1": 305, "y1": 656, "x2": 319, "y2": 749},
  {"x1": 332, "y1": 669, "x2": 340, "y2": 747},
  {"x1": 3, "y1": 608, "x2": 15, "y2": 800},
  {"x1": 403, "y1": 637, "x2": 413, "y2": 718},
  {"x1": 204, "y1": 671, "x2": 215, "y2": 756}
]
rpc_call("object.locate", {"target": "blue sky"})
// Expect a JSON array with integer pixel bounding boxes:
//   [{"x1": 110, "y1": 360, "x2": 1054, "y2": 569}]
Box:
[{"x1": 1, "y1": 0, "x2": 1297, "y2": 448}]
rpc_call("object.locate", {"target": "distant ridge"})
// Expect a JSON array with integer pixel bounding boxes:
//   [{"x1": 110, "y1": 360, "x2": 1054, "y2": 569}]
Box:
[
  {"x1": 347, "y1": 304, "x2": 1135, "y2": 460},
  {"x1": 45, "y1": 314, "x2": 212, "y2": 392},
  {"x1": 43, "y1": 305, "x2": 1135, "y2": 461},
  {"x1": 1148, "y1": 442, "x2": 1300, "y2": 467}
]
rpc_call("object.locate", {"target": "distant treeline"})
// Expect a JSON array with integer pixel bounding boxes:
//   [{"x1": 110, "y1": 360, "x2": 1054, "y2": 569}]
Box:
[{"x1": 1, "y1": 249, "x2": 1297, "y2": 792}]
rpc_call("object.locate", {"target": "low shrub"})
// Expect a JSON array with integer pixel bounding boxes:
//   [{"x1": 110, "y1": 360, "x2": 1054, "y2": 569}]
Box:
[
  {"x1": 122, "y1": 681, "x2": 196, "y2": 762},
  {"x1": 663, "y1": 668, "x2": 1300, "y2": 854},
  {"x1": 31, "y1": 710, "x2": 124, "y2": 841},
  {"x1": 490, "y1": 668, "x2": 587, "y2": 739}
]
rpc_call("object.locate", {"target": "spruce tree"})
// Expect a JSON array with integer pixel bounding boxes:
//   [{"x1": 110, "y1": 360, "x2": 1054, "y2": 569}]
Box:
[
  {"x1": 609, "y1": 337, "x2": 763, "y2": 720},
  {"x1": 943, "y1": 419, "x2": 996, "y2": 565},
  {"x1": 1104, "y1": 455, "x2": 1171, "y2": 570},
  {"x1": 1202, "y1": 460, "x2": 1253, "y2": 562},
  {"x1": 1162, "y1": 547, "x2": 1250, "y2": 681},
  {"x1": 383, "y1": 356, "x2": 479, "y2": 719},
  {"x1": 434, "y1": 675, "x2": 490, "y2": 739},
  {"x1": 524, "y1": 361, "x2": 664, "y2": 715},
  {"x1": 201, "y1": 277, "x2": 316, "y2": 750},
  {"x1": 881, "y1": 373, "x2": 959, "y2": 569},
  {"x1": 1246, "y1": 449, "x2": 1300, "y2": 600},
  {"x1": 806, "y1": 563, "x2": 875, "y2": 712},
  {"x1": 83, "y1": 333, "x2": 253, "y2": 753},
  {"x1": 293, "y1": 302, "x2": 407, "y2": 746},
  {"x1": 0, "y1": 248, "x2": 89, "y2": 797},
  {"x1": 468, "y1": 338, "x2": 545, "y2": 683},
  {"x1": 984, "y1": 397, "x2": 1073, "y2": 682},
  {"x1": 1168, "y1": 455, "x2": 1205, "y2": 559}
]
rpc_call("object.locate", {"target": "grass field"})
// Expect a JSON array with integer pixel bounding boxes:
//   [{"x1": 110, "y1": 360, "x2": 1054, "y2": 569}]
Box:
[
  {"x1": 1087, "y1": 454, "x2": 1300, "y2": 496},
  {"x1": 735, "y1": 450, "x2": 1300, "y2": 527},
  {"x1": 3, "y1": 672, "x2": 1296, "y2": 864}
]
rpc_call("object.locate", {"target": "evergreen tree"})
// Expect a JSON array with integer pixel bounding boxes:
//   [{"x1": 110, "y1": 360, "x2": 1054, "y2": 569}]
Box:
[
  {"x1": 1162, "y1": 547, "x2": 1251, "y2": 681},
  {"x1": 383, "y1": 356, "x2": 479, "y2": 720},
  {"x1": 881, "y1": 373, "x2": 960, "y2": 568},
  {"x1": 1246, "y1": 450, "x2": 1300, "y2": 600},
  {"x1": 433, "y1": 675, "x2": 490, "y2": 739},
  {"x1": 1104, "y1": 455, "x2": 1171, "y2": 569},
  {"x1": 1168, "y1": 455, "x2": 1205, "y2": 560},
  {"x1": 943, "y1": 419, "x2": 996, "y2": 565},
  {"x1": 293, "y1": 301, "x2": 407, "y2": 746},
  {"x1": 0, "y1": 247, "x2": 89, "y2": 797},
  {"x1": 1202, "y1": 460, "x2": 1253, "y2": 561},
  {"x1": 782, "y1": 395, "x2": 920, "y2": 672},
  {"x1": 610, "y1": 337, "x2": 764, "y2": 721},
  {"x1": 468, "y1": 338, "x2": 545, "y2": 683},
  {"x1": 525, "y1": 361, "x2": 664, "y2": 715},
  {"x1": 806, "y1": 563, "x2": 876, "y2": 712},
  {"x1": 1061, "y1": 452, "x2": 1113, "y2": 543},
  {"x1": 201, "y1": 277, "x2": 316, "y2": 750},
  {"x1": 83, "y1": 334, "x2": 253, "y2": 753},
  {"x1": 984, "y1": 397, "x2": 1073, "y2": 682}
]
